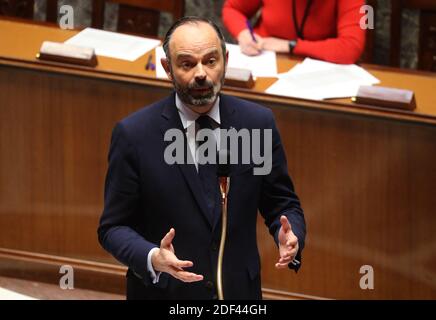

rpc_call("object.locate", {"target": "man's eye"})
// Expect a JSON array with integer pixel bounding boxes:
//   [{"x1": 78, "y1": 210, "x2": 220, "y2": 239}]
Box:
[
  {"x1": 182, "y1": 62, "x2": 192, "y2": 69},
  {"x1": 207, "y1": 58, "x2": 217, "y2": 65}
]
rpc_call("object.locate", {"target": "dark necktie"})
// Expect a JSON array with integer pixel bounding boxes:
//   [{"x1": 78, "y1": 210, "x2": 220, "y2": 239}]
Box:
[{"x1": 196, "y1": 115, "x2": 219, "y2": 219}]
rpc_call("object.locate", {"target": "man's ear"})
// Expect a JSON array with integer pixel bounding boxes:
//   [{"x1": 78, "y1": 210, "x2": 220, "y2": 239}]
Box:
[
  {"x1": 225, "y1": 50, "x2": 229, "y2": 66},
  {"x1": 161, "y1": 58, "x2": 173, "y2": 80}
]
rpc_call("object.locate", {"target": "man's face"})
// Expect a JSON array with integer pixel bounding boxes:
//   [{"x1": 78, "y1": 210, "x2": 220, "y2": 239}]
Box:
[{"x1": 163, "y1": 22, "x2": 227, "y2": 111}]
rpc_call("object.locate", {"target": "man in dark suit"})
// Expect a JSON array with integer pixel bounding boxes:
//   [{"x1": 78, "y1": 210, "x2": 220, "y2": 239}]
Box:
[{"x1": 98, "y1": 16, "x2": 306, "y2": 300}]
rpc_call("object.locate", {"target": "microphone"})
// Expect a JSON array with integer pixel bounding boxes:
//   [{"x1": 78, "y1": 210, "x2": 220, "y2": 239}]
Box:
[{"x1": 216, "y1": 149, "x2": 231, "y2": 300}]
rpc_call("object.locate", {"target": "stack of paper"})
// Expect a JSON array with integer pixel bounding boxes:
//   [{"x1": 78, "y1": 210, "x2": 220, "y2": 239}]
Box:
[
  {"x1": 226, "y1": 43, "x2": 278, "y2": 78},
  {"x1": 65, "y1": 28, "x2": 161, "y2": 61},
  {"x1": 155, "y1": 43, "x2": 278, "y2": 79},
  {"x1": 266, "y1": 58, "x2": 380, "y2": 100}
]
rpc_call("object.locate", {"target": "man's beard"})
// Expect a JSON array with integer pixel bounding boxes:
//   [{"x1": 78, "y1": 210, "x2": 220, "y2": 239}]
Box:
[{"x1": 172, "y1": 72, "x2": 225, "y2": 108}]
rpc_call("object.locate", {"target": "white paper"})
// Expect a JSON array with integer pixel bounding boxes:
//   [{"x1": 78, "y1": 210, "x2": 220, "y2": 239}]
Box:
[
  {"x1": 65, "y1": 28, "x2": 161, "y2": 61},
  {"x1": 155, "y1": 46, "x2": 169, "y2": 79},
  {"x1": 0, "y1": 287, "x2": 37, "y2": 300},
  {"x1": 268, "y1": 58, "x2": 380, "y2": 100},
  {"x1": 266, "y1": 78, "x2": 325, "y2": 100},
  {"x1": 226, "y1": 43, "x2": 277, "y2": 78}
]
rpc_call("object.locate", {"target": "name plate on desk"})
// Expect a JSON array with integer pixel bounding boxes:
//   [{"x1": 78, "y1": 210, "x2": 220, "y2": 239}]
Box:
[
  {"x1": 225, "y1": 67, "x2": 255, "y2": 89},
  {"x1": 36, "y1": 41, "x2": 98, "y2": 67},
  {"x1": 353, "y1": 85, "x2": 416, "y2": 111}
]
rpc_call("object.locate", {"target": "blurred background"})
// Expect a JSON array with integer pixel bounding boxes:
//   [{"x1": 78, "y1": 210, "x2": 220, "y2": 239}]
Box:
[{"x1": 18, "y1": 0, "x2": 436, "y2": 70}]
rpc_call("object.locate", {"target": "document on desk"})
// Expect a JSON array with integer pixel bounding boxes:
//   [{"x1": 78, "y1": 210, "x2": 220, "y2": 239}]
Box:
[
  {"x1": 266, "y1": 58, "x2": 380, "y2": 100},
  {"x1": 226, "y1": 43, "x2": 278, "y2": 78},
  {"x1": 65, "y1": 28, "x2": 161, "y2": 61}
]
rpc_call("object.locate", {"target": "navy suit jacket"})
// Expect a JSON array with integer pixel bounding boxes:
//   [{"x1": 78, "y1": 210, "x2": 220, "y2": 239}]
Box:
[{"x1": 98, "y1": 93, "x2": 306, "y2": 300}]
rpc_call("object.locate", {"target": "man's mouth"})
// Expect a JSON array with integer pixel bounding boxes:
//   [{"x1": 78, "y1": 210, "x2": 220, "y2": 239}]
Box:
[
  {"x1": 190, "y1": 87, "x2": 213, "y2": 96},
  {"x1": 192, "y1": 87, "x2": 212, "y2": 92}
]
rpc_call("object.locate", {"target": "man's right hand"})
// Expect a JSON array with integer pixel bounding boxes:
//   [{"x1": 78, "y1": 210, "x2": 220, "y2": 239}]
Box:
[
  {"x1": 237, "y1": 29, "x2": 263, "y2": 56},
  {"x1": 151, "y1": 228, "x2": 204, "y2": 283}
]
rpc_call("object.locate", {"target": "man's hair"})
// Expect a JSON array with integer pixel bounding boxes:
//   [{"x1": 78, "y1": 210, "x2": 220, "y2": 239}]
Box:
[{"x1": 162, "y1": 16, "x2": 227, "y2": 63}]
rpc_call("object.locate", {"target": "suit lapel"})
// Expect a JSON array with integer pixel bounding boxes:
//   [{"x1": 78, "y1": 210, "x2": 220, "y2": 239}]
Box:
[
  {"x1": 160, "y1": 93, "x2": 214, "y2": 228},
  {"x1": 218, "y1": 94, "x2": 237, "y2": 133}
]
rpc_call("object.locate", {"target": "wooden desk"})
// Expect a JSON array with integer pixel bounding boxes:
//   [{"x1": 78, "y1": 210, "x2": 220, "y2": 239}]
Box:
[{"x1": 0, "y1": 18, "x2": 435, "y2": 299}]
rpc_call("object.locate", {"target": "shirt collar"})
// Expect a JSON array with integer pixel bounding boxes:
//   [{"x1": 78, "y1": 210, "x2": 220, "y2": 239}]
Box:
[{"x1": 175, "y1": 93, "x2": 221, "y2": 130}]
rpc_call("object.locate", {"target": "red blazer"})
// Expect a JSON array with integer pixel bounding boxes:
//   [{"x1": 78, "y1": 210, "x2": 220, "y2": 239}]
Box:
[{"x1": 222, "y1": 0, "x2": 366, "y2": 64}]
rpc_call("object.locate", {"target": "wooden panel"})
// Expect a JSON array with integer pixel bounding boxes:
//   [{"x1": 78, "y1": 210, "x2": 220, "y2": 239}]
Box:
[
  {"x1": 257, "y1": 104, "x2": 436, "y2": 299},
  {"x1": 0, "y1": 65, "x2": 168, "y2": 262},
  {"x1": 0, "y1": 275, "x2": 124, "y2": 299},
  {"x1": 0, "y1": 248, "x2": 126, "y2": 294}
]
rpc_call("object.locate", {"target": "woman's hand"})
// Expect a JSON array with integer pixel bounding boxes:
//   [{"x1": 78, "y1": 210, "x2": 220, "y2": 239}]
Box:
[{"x1": 237, "y1": 29, "x2": 263, "y2": 56}]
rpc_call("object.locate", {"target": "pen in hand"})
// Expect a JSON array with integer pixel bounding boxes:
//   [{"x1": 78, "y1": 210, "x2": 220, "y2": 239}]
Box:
[{"x1": 246, "y1": 20, "x2": 257, "y2": 43}]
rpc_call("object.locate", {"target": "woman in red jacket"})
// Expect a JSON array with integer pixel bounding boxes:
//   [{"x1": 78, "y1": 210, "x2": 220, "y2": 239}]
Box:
[{"x1": 222, "y1": 0, "x2": 366, "y2": 64}]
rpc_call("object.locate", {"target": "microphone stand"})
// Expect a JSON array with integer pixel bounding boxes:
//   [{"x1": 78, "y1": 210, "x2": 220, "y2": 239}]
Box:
[
  {"x1": 216, "y1": 149, "x2": 231, "y2": 300},
  {"x1": 217, "y1": 175, "x2": 229, "y2": 300}
]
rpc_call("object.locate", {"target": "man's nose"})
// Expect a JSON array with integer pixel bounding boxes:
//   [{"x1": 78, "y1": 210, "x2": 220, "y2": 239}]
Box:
[{"x1": 194, "y1": 64, "x2": 207, "y2": 82}]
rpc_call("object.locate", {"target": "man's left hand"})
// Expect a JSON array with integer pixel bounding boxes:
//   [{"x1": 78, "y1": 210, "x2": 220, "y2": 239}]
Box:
[{"x1": 275, "y1": 215, "x2": 299, "y2": 269}]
